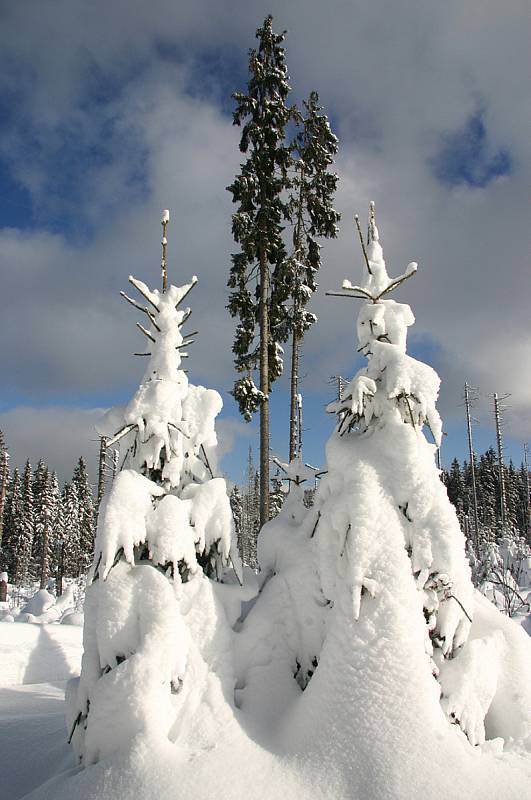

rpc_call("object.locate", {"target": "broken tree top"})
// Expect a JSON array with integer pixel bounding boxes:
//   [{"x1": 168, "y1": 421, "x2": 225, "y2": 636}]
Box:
[
  {"x1": 327, "y1": 201, "x2": 417, "y2": 303},
  {"x1": 326, "y1": 202, "x2": 442, "y2": 446}
]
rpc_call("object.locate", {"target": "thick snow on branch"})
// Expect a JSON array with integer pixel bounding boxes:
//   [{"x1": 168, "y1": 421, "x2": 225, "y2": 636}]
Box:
[
  {"x1": 329, "y1": 291, "x2": 442, "y2": 444},
  {"x1": 93, "y1": 470, "x2": 164, "y2": 580}
]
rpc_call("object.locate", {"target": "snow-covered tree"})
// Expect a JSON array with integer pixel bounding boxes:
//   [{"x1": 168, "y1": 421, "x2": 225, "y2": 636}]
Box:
[
  {"x1": 0, "y1": 429, "x2": 9, "y2": 562},
  {"x1": 68, "y1": 229, "x2": 239, "y2": 766},
  {"x1": 238, "y1": 203, "x2": 531, "y2": 773},
  {"x1": 269, "y1": 467, "x2": 285, "y2": 519},
  {"x1": 230, "y1": 484, "x2": 244, "y2": 563},
  {"x1": 33, "y1": 466, "x2": 59, "y2": 588},
  {"x1": 239, "y1": 448, "x2": 260, "y2": 567},
  {"x1": 62, "y1": 480, "x2": 81, "y2": 577},
  {"x1": 321, "y1": 203, "x2": 472, "y2": 662},
  {"x1": 73, "y1": 457, "x2": 95, "y2": 573},
  {"x1": 444, "y1": 457, "x2": 464, "y2": 512},
  {"x1": 31, "y1": 460, "x2": 48, "y2": 580},
  {"x1": 1, "y1": 466, "x2": 21, "y2": 577},
  {"x1": 12, "y1": 461, "x2": 35, "y2": 586},
  {"x1": 227, "y1": 14, "x2": 293, "y2": 526}
]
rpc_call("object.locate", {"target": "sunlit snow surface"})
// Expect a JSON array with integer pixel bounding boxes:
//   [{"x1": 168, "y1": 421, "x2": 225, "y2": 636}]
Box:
[{"x1": 0, "y1": 596, "x2": 530, "y2": 800}]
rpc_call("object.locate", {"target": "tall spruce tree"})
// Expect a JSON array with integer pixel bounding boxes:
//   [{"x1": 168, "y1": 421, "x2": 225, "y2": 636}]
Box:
[
  {"x1": 279, "y1": 92, "x2": 340, "y2": 460},
  {"x1": 445, "y1": 457, "x2": 464, "y2": 511},
  {"x1": 12, "y1": 461, "x2": 35, "y2": 586},
  {"x1": 0, "y1": 429, "x2": 9, "y2": 561},
  {"x1": 230, "y1": 484, "x2": 244, "y2": 564},
  {"x1": 478, "y1": 447, "x2": 498, "y2": 538},
  {"x1": 35, "y1": 469, "x2": 59, "y2": 588},
  {"x1": 2, "y1": 467, "x2": 21, "y2": 577},
  {"x1": 62, "y1": 480, "x2": 81, "y2": 577},
  {"x1": 73, "y1": 457, "x2": 95, "y2": 574},
  {"x1": 31, "y1": 459, "x2": 49, "y2": 581},
  {"x1": 51, "y1": 472, "x2": 65, "y2": 592},
  {"x1": 269, "y1": 468, "x2": 285, "y2": 519},
  {"x1": 227, "y1": 15, "x2": 293, "y2": 526}
]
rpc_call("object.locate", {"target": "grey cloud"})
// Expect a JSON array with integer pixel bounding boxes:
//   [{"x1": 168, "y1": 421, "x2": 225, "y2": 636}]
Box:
[{"x1": 0, "y1": 406, "x2": 105, "y2": 485}]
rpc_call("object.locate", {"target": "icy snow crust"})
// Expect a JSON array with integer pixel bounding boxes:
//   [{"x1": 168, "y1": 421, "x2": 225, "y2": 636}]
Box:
[{"x1": 26, "y1": 229, "x2": 531, "y2": 799}]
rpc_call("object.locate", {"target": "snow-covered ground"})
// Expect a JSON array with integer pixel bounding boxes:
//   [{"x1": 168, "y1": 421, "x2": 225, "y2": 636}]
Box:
[
  {"x1": 1, "y1": 594, "x2": 530, "y2": 800},
  {"x1": 0, "y1": 623, "x2": 82, "y2": 800}
]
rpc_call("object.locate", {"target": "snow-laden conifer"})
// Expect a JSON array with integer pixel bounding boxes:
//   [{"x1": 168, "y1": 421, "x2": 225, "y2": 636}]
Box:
[
  {"x1": 68, "y1": 213, "x2": 239, "y2": 766},
  {"x1": 73, "y1": 457, "x2": 95, "y2": 573},
  {"x1": 227, "y1": 15, "x2": 293, "y2": 525},
  {"x1": 238, "y1": 204, "x2": 531, "y2": 785},
  {"x1": 0, "y1": 429, "x2": 10, "y2": 563},
  {"x1": 34, "y1": 467, "x2": 58, "y2": 588},
  {"x1": 11, "y1": 461, "x2": 35, "y2": 586},
  {"x1": 62, "y1": 480, "x2": 81, "y2": 577},
  {"x1": 2, "y1": 466, "x2": 21, "y2": 578},
  {"x1": 229, "y1": 484, "x2": 244, "y2": 562}
]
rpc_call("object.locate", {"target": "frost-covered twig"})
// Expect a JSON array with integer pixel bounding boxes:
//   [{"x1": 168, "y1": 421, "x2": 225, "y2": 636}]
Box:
[
  {"x1": 374, "y1": 262, "x2": 417, "y2": 300},
  {"x1": 129, "y1": 276, "x2": 160, "y2": 311},
  {"x1": 120, "y1": 292, "x2": 161, "y2": 331},
  {"x1": 175, "y1": 276, "x2": 198, "y2": 308},
  {"x1": 447, "y1": 594, "x2": 473, "y2": 624},
  {"x1": 136, "y1": 322, "x2": 156, "y2": 343}
]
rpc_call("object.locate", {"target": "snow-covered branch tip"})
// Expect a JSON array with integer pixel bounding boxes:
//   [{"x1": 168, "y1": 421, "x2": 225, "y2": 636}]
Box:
[
  {"x1": 174, "y1": 276, "x2": 198, "y2": 308},
  {"x1": 128, "y1": 276, "x2": 160, "y2": 311},
  {"x1": 327, "y1": 203, "x2": 418, "y2": 303}
]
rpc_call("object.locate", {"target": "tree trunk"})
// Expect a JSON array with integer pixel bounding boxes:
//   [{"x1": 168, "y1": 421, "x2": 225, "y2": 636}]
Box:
[
  {"x1": 297, "y1": 392, "x2": 303, "y2": 458},
  {"x1": 289, "y1": 162, "x2": 305, "y2": 464},
  {"x1": 259, "y1": 246, "x2": 270, "y2": 528},
  {"x1": 289, "y1": 329, "x2": 299, "y2": 461}
]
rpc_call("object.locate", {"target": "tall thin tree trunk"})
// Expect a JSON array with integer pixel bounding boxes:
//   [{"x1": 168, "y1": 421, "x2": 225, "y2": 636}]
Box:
[
  {"x1": 289, "y1": 329, "x2": 299, "y2": 461},
  {"x1": 297, "y1": 392, "x2": 303, "y2": 458},
  {"x1": 289, "y1": 162, "x2": 305, "y2": 463},
  {"x1": 259, "y1": 247, "x2": 269, "y2": 528}
]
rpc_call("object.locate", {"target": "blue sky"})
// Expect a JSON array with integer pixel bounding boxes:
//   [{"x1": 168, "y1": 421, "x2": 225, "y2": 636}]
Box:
[{"x1": 0, "y1": 0, "x2": 530, "y2": 486}]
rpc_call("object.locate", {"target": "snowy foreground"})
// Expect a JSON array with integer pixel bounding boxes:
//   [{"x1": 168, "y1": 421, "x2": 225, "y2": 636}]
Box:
[{"x1": 0, "y1": 585, "x2": 530, "y2": 800}]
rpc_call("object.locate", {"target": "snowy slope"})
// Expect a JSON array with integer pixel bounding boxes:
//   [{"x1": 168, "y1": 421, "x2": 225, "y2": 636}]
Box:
[{"x1": 0, "y1": 622, "x2": 82, "y2": 800}]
